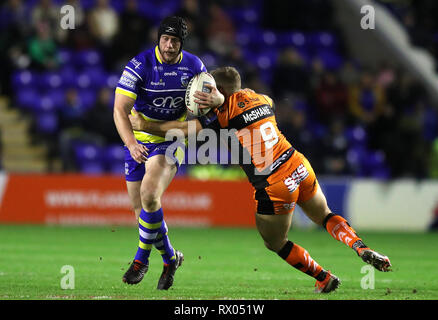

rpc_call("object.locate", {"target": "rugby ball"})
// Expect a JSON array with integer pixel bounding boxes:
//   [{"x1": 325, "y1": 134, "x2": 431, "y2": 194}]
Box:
[{"x1": 185, "y1": 72, "x2": 216, "y2": 116}]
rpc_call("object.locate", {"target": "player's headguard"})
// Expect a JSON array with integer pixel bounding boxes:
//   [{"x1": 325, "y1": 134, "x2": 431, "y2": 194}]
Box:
[{"x1": 158, "y1": 16, "x2": 188, "y2": 52}]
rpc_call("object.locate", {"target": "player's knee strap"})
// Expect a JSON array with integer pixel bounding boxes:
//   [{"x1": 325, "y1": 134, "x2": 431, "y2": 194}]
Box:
[
  {"x1": 322, "y1": 213, "x2": 336, "y2": 230},
  {"x1": 277, "y1": 240, "x2": 294, "y2": 260}
]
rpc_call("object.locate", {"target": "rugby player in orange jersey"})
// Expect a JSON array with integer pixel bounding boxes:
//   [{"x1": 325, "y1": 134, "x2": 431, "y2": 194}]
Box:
[{"x1": 129, "y1": 66, "x2": 392, "y2": 293}]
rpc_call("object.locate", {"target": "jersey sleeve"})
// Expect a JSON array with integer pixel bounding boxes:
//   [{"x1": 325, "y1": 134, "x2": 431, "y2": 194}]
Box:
[
  {"x1": 199, "y1": 110, "x2": 221, "y2": 131},
  {"x1": 195, "y1": 56, "x2": 207, "y2": 73},
  {"x1": 115, "y1": 55, "x2": 147, "y2": 100},
  {"x1": 262, "y1": 94, "x2": 275, "y2": 111}
]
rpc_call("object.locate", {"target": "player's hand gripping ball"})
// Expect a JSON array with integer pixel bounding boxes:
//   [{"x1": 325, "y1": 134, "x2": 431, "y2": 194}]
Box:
[{"x1": 185, "y1": 72, "x2": 216, "y2": 116}]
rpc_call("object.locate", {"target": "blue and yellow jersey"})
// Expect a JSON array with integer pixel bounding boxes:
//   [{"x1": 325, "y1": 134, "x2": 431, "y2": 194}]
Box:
[{"x1": 115, "y1": 46, "x2": 206, "y2": 144}]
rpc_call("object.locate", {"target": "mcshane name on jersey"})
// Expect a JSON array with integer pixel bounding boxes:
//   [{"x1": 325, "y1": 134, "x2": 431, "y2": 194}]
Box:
[{"x1": 242, "y1": 105, "x2": 272, "y2": 124}]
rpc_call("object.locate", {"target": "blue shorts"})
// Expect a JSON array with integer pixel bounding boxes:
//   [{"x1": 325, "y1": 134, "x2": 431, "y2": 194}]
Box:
[{"x1": 124, "y1": 140, "x2": 185, "y2": 182}]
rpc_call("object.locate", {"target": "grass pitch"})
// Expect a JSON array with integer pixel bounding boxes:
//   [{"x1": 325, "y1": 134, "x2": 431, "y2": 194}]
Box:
[{"x1": 0, "y1": 225, "x2": 437, "y2": 300}]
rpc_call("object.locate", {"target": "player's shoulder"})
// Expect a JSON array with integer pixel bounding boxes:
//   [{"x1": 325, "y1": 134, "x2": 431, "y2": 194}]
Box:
[
  {"x1": 181, "y1": 50, "x2": 206, "y2": 72},
  {"x1": 125, "y1": 48, "x2": 154, "y2": 75},
  {"x1": 234, "y1": 89, "x2": 271, "y2": 104}
]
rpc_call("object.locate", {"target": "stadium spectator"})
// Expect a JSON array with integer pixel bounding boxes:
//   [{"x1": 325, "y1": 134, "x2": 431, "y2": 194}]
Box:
[
  {"x1": 87, "y1": 0, "x2": 119, "y2": 46},
  {"x1": 375, "y1": 61, "x2": 396, "y2": 89},
  {"x1": 62, "y1": 0, "x2": 89, "y2": 50},
  {"x1": 83, "y1": 87, "x2": 119, "y2": 145},
  {"x1": 338, "y1": 60, "x2": 360, "y2": 87},
  {"x1": 308, "y1": 57, "x2": 326, "y2": 90},
  {"x1": 30, "y1": 0, "x2": 65, "y2": 42},
  {"x1": 320, "y1": 119, "x2": 352, "y2": 176},
  {"x1": 205, "y1": 3, "x2": 236, "y2": 56},
  {"x1": 28, "y1": 20, "x2": 59, "y2": 71},
  {"x1": 348, "y1": 70, "x2": 385, "y2": 127},
  {"x1": 272, "y1": 47, "x2": 310, "y2": 100},
  {"x1": 0, "y1": 0, "x2": 30, "y2": 39},
  {"x1": 262, "y1": 0, "x2": 335, "y2": 31},
  {"x1": 0, "y1": 0, "x2": 31, "y2": 95},
  {"x1": 398, "y1": 100, "x2": 433, "y2": 178},
  {"x1": 87, "y1": 0, "x2": 119, "y2": 68},
  {"x1": 57, "y1": 88, "x2": 104, "y2": 171},
  {"x1": 112, "y1": 0, "x2": 151, "y2": 67},
  {"x1": 276, "y1": 100, "x2": 321, "y2": 171},
  {"x1": 175, "y1": 0, "x2": 208, "y2": 53},
  {"x1": 314, "y1": 71, "x2": 349, "y2": 125}
]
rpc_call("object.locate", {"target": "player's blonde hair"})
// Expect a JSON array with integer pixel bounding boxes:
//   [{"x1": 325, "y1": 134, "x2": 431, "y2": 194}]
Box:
[{"x1": 211, "y1": 66, "x2": 241, "y2": 96}]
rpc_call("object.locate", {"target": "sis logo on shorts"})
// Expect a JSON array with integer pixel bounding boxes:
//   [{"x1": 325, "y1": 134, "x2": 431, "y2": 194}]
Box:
[
  {"x1": 284, "y1": 164, "x2": 309, "y2": 193},
  {"x1": 283, "y1": 202, "x2": 296, "y2": 211}
]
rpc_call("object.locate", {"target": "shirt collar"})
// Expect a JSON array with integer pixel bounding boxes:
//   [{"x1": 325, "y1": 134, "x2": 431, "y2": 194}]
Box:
[{"x1": 155, "y1": 46, "x2": 183, "y2": 64}]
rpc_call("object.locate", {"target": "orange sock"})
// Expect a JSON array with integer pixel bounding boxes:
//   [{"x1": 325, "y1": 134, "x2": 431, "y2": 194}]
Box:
[
  {"x1": 323, "y1": 213, "x2": 364, "y2": 250},
  {"x1": 277, "y1": 241, "x2": 326, "y2": 281}
]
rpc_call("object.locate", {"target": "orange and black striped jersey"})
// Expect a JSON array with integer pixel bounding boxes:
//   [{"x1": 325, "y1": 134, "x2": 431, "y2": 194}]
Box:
[{"x1": 200, "y1": 89, "x2": 297, "y2": 189}]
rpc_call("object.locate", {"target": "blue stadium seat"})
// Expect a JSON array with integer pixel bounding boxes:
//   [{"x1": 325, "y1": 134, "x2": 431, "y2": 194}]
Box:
[
  {"x1": 59, "y1": 66, "x2": 77, "y2": 88},
  {"x1": 75, "y1": 72, "x2": 92, "y2": 89},
  {"x1": 74, "y1": 50, "x2": 102, "y2": 69},
  {"x1": 277, "y1": 31, "x2": 308, "y2": 48},
  {"x1": 58, "y1": 48, "x2": 74, "y2": 66},
  {"x1": 79, "y1": 162, "x2": 106, "y2": 175},
  {"x1": 16, "y1": 88, "x2": 38, "y2": 110},
  {"x1": 48, "y1": 89, "x2": 66, "y2": 107},
  {"x1": 316, "y1": 50, "x2": 344, "y2": 70},
  {"x1": 347, "y1": 152, "x2": 362, "y2": 176},
  {"x1": 74, "y1": 143, "x2": 101, "y2": 162},
  {"x1": 105, "y1": 144, "x2": 125, "y2": 162},
  {"x1": 362, "y1": 150, "x2": 390, "y2": 178},
  {"x1": 40, "y1": 72, "x2": 64, "y2": 90},
  {"x1": 36, "y1": 111, "x2": 59, "y2": 134},
  {"x1": 105, "y1": 143, "x2": 125, "y2": 174},
  {"x1": 85, "y1": 67, "x2": 107, "y2": 86},
  {"x1": 226, "y1": 8, "x2": 260, "y2": 27},
  {"x1": 346, "y1": 125, "x2": 368, "y2": 147},
  {"x1": 105, "y1": 73, "x2": 120, "y2": 89},
  {"x1": 36, "y1": 93, "x2": 57, "y2": 112},
  {"x1": 12, "y1": 70, "x2": 37, "y2": 89},
  {"x1": 77, "y1": 89, "x2": 96, "y2": 109},
  {"x1": 309, "y1": 32, "x2": 338, "y2": 50}
]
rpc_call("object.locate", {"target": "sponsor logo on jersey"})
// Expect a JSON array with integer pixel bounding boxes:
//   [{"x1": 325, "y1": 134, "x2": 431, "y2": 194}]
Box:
[
  {"x1": 150, "y1": 81, "x2": 166, "y2": 86},
  {"x1": 283, "y1": 164, "x2": 309, "y2": 193},
  {"x1": 130, "y1": 57, "x2": 142, "y2": 69},
  {"x1": 164, "y1": 71, "x2": 178, "y2": 76},
  {"x1": 152, "y1": 96, "x2": 184, "y2": 109},
  {"x1": 119, "y1": 71, "x2": 138, "y2": 89},
  {"x1": 181, "y1": 75, "x2": 189, "y2": 87}
]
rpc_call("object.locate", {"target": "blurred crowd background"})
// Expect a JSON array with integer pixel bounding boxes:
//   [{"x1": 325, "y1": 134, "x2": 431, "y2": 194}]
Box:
[{"x1": 0, "y1": 0, "x2": 437, "y2": 179}]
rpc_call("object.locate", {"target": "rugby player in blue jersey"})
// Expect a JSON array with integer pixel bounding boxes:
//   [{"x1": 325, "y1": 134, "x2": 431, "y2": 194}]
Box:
[{"x1": 113, "y1": 16, "x2": 224, "y2": 290}]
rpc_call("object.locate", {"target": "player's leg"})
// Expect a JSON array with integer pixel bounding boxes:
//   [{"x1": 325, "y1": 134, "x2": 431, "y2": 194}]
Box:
[
  {"x1": 126, "y1": 180, "x2": 142, "y2": 220},
  {"x1": 297, "y1": 156, "x2": 391, "y2": 272},
  {"x1": 255, "y1": 211, "x2": 338, "y2": 293},
  {"x1": 125, "y1": 171, "x2": 174, "y2": 263},
  {"x1": 254, "y1": 181, "x2": 338, "y2": 293},
  {"x1": 122, "y1": 151, "x2": 149, "y2": 284},
  {"x1": 137, "y1": 154, "x2": 183, "y2": 289}
]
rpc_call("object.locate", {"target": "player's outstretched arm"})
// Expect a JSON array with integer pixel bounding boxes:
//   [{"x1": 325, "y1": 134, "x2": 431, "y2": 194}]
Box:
[
  {"x1": 114, "y1": 93, "x2": 148, "y2": 163},
  {"x1": 129, "y1": 109, "x2": 202, "y2": 138}
]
